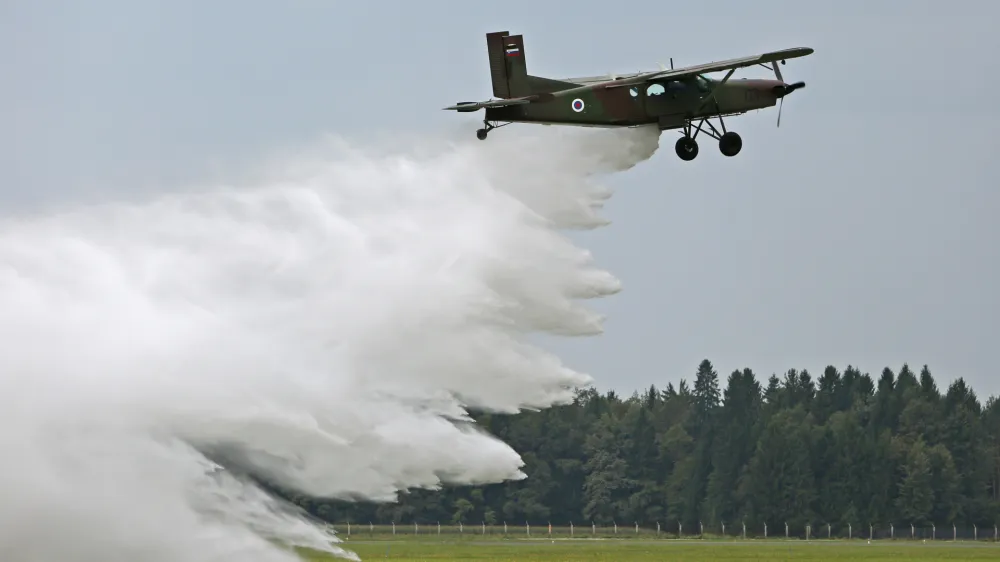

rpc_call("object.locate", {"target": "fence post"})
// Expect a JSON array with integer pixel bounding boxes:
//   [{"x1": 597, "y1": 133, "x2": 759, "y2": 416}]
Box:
[
  {"x1": 743, "y1": 521, "x2": 747, "y2": 540},
  {"x1": 932, "y1": 524, "x2": 935, "y2": 541},
  {"x1": 657, "y1": 521, "x2": 660, "y2": 536},
  {"x1": 763, "y1": 523, "x2": 767, "y2": 539},
  {"x1": 848, "y1": 523, "x2": 851, "y2": 540},
  {"x1": 785, "y1": 522, "x2": 789, "y2": 539},
  {"x1": 503, "y1": 521, "x2": 507, "y2": 535},
  {"x1": 592, "y1": 521, "x2": 595, "y2": 536},
  {"x1": 414, "y1": 522, "x2": 418, "y2": 535},
  {"x1": 392, "y1": 522, "x2": 396, "y2": 535},
  {"x1": 953, "y1": 524, "x2": 956, "y2": 541},
  {"x1": 614, "y1": 521, "x2": 617, "y2": 534},
  {"x1": 548, "y1": 522, "x2": 552, "y2": 537},
  {"x1": 570, "y1": 522, "x2": 574, "y2": 537},
  {"x1": 459, "y1": 522, "x2": 463, "y2": 534},
  {"x1": 635, "y1": 521, "x2": 638, "y2": 534},
  {"x1": 806, "y1": 524, "x2": 811, "y2": 541},
  {"x1": 438, "y1": 522, "x2": 441, "y2": 535},
  {"x1": 911, "y1": 524, "x2": 914, "y2": 539},
  {"x1": 526, "y1": 521, "x2": 530, "y2": 536},
  {"x1": 890, "y1": 523, "x2": 893, "y2": 540},
  {"x1": 722, "y1": 521, "x2": 725, "y2": 536},
  {"x1": 482, "y1": 522, "x2": 485, "y2": 535},
  {"x1": 974, "y1": 524, "x2": 978, "y2": 541},
  {"x1": 828, "y1": 523, "x2": 831, "y2": 539}
]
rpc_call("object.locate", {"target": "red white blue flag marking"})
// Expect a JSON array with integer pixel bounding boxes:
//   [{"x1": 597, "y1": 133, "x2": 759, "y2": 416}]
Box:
[{"x1": 571, "y1": 98, "x2": 585, "y2": 112}]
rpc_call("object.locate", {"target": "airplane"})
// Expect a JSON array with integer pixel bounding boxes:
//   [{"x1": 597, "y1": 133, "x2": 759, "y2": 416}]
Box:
[{"x1": 444, "y1": 31, "x2": 814, "y2": 161}]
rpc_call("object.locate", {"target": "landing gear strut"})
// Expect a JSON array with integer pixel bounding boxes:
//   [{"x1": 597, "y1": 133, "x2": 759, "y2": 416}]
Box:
[
  {"x1": 673, "y1": 113, "x2": 742, "y2": 161},
  {"x1": 476, "y1": 119, "x2": 511, "y2": 140}
]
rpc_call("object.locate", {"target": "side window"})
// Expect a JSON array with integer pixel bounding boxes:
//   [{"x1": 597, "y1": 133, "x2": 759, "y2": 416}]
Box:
[
  {"x1": 646, "y1": 83, "x2": 665, "y2": 96},
  {"x1": 629, "y1": 87, "x2": 639, "y2": 98}
]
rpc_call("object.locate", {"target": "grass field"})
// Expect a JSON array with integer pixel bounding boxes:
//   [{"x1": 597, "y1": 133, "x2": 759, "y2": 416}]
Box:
[{"x1": 299, "y1": 538, "x2": 1000, "y2": 561}]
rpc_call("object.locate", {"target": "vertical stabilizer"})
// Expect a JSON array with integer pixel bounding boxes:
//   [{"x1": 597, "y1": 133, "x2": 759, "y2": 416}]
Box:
[
  {"x1": 485, "y1": 31, "x2": 532, "y2": 98},
  {"x1": 486, "y1": 31, "x2": 511, "y2": 98}
]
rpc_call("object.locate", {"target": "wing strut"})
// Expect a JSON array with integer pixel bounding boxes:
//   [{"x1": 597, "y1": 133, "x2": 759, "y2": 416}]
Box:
[{"x1": 693, "y1": 68, "x2": 736, "y2": 113}]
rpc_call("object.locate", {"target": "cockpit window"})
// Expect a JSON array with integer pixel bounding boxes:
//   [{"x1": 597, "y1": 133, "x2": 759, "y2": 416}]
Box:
[{"x1": 695, "y1": 75, "x2": 712, "y2": 92}]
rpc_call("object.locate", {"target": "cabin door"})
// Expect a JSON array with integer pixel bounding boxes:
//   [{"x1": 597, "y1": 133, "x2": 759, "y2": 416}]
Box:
[{"x1": 642, "y1": 78, "x2": 701, "y2": 127}]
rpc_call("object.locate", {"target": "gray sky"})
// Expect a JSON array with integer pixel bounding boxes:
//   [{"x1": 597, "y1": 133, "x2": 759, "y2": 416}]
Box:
[{"x1": 5, "y1": 1, "x2": 999, "y2": 400}]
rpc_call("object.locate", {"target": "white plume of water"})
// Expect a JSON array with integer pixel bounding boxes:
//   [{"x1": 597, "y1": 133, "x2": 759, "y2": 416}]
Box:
[{"x1": 0, "y1": 125, "x2": 660, "y2": 561}]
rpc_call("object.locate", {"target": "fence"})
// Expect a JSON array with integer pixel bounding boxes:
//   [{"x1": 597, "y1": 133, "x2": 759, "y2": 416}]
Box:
[{"x1": 326, "y1": 521, "x2": 1000, "y2": 542}]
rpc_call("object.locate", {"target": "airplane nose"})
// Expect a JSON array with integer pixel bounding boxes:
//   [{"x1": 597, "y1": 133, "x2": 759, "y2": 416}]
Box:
[{"x1": 773, "y1": 81, "x2": 806, "y2": 98}]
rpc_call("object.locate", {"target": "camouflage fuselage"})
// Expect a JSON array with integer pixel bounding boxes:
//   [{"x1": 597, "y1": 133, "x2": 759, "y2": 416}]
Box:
[{"x1": 485, "y1": 75, "x2": 783, "y2": 130}]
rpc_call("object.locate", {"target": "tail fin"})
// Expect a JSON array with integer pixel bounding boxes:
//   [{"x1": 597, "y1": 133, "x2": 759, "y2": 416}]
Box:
[{"x1": 486, "y1": 31, "x2": 529, "y2": 98}]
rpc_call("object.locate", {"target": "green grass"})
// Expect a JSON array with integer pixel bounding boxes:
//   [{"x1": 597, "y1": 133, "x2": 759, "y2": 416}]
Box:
[{"x1": 299, "y1": 539, "x2": 1000, "y2": 561}]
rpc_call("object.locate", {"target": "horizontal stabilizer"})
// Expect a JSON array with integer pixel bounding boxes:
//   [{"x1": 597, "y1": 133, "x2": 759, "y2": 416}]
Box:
[{"x1": 442, "y1": 97, "x2": 533, "y2": 112}]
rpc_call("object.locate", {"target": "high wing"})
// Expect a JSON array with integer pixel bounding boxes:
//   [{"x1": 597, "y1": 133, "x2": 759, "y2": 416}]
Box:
[
  {"x1": 443, "y1": 97, "x2": 533, "y2": 112},
  {"x1": 553, "y1": 71, "x2": 645, "y2": 85},
  {"x1": 527, "y1": 47, "x2": 814, "y2": 102}
]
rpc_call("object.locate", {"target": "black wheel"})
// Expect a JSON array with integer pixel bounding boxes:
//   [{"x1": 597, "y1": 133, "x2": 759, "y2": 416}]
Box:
[
  {"x1": 476, "y1": 128, "x2": 488, "y2": 140},
  {"x1": 719, "y1": 131, "x2": 742, "y2": 157},
  {"x1": 675, "y1": 136, "x2": 699, "y2": 161}
]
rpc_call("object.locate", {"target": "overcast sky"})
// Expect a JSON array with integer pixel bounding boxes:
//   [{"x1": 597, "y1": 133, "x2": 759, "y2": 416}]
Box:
[{"x1": 4, "y1": 1, "x2": 998, "y2": 401}]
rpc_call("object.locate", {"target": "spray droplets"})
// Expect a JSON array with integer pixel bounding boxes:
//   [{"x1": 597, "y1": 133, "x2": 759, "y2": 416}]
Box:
[{"x1": 0, "y1": 125, "x2": 660, "y2": 561}]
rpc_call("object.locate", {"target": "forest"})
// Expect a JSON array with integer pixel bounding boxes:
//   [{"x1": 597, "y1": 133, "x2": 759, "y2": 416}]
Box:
[{"x1": 269, "y1": 361, "x2": 1000, "y2": 533}]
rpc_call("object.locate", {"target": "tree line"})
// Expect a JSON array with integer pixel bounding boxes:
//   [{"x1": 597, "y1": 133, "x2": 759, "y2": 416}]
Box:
[{"x1": 268, "y1": 361, "x2": 1000, "y2": 530}]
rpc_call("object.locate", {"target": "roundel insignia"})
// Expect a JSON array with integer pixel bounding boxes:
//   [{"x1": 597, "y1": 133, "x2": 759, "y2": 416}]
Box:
[{"x1": 571, "y1": 98, "x2": 585, "y2": 112}]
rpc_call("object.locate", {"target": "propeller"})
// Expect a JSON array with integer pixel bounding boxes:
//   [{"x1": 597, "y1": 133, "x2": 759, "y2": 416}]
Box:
[{"x1": 772, "y1": 81, "x2": 806, "y2": 128}]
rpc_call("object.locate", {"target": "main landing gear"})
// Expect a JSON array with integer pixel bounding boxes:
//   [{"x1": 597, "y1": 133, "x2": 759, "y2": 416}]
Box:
[
  {"x1": 673, "y1": 113, "x2": 742, "y2": 161},
  {"x1": 476, "y1": 119, "x2": 511, "y2": 140}
]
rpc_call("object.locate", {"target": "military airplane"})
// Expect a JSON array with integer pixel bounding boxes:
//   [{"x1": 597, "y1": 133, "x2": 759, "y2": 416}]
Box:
[{"x1": 444, "y1": 31, "x2": 813, "y2": 161}]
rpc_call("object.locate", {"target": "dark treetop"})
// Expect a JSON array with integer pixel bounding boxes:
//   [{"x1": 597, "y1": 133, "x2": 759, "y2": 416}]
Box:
[{"x1": 262, "y1": 361, "x2": 1000, "y2": 531}]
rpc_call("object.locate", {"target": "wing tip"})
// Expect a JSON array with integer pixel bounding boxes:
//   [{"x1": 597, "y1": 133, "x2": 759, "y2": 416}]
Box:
[{"x1": 784, "y1": 47, "x2": 815, "y2": 57}]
